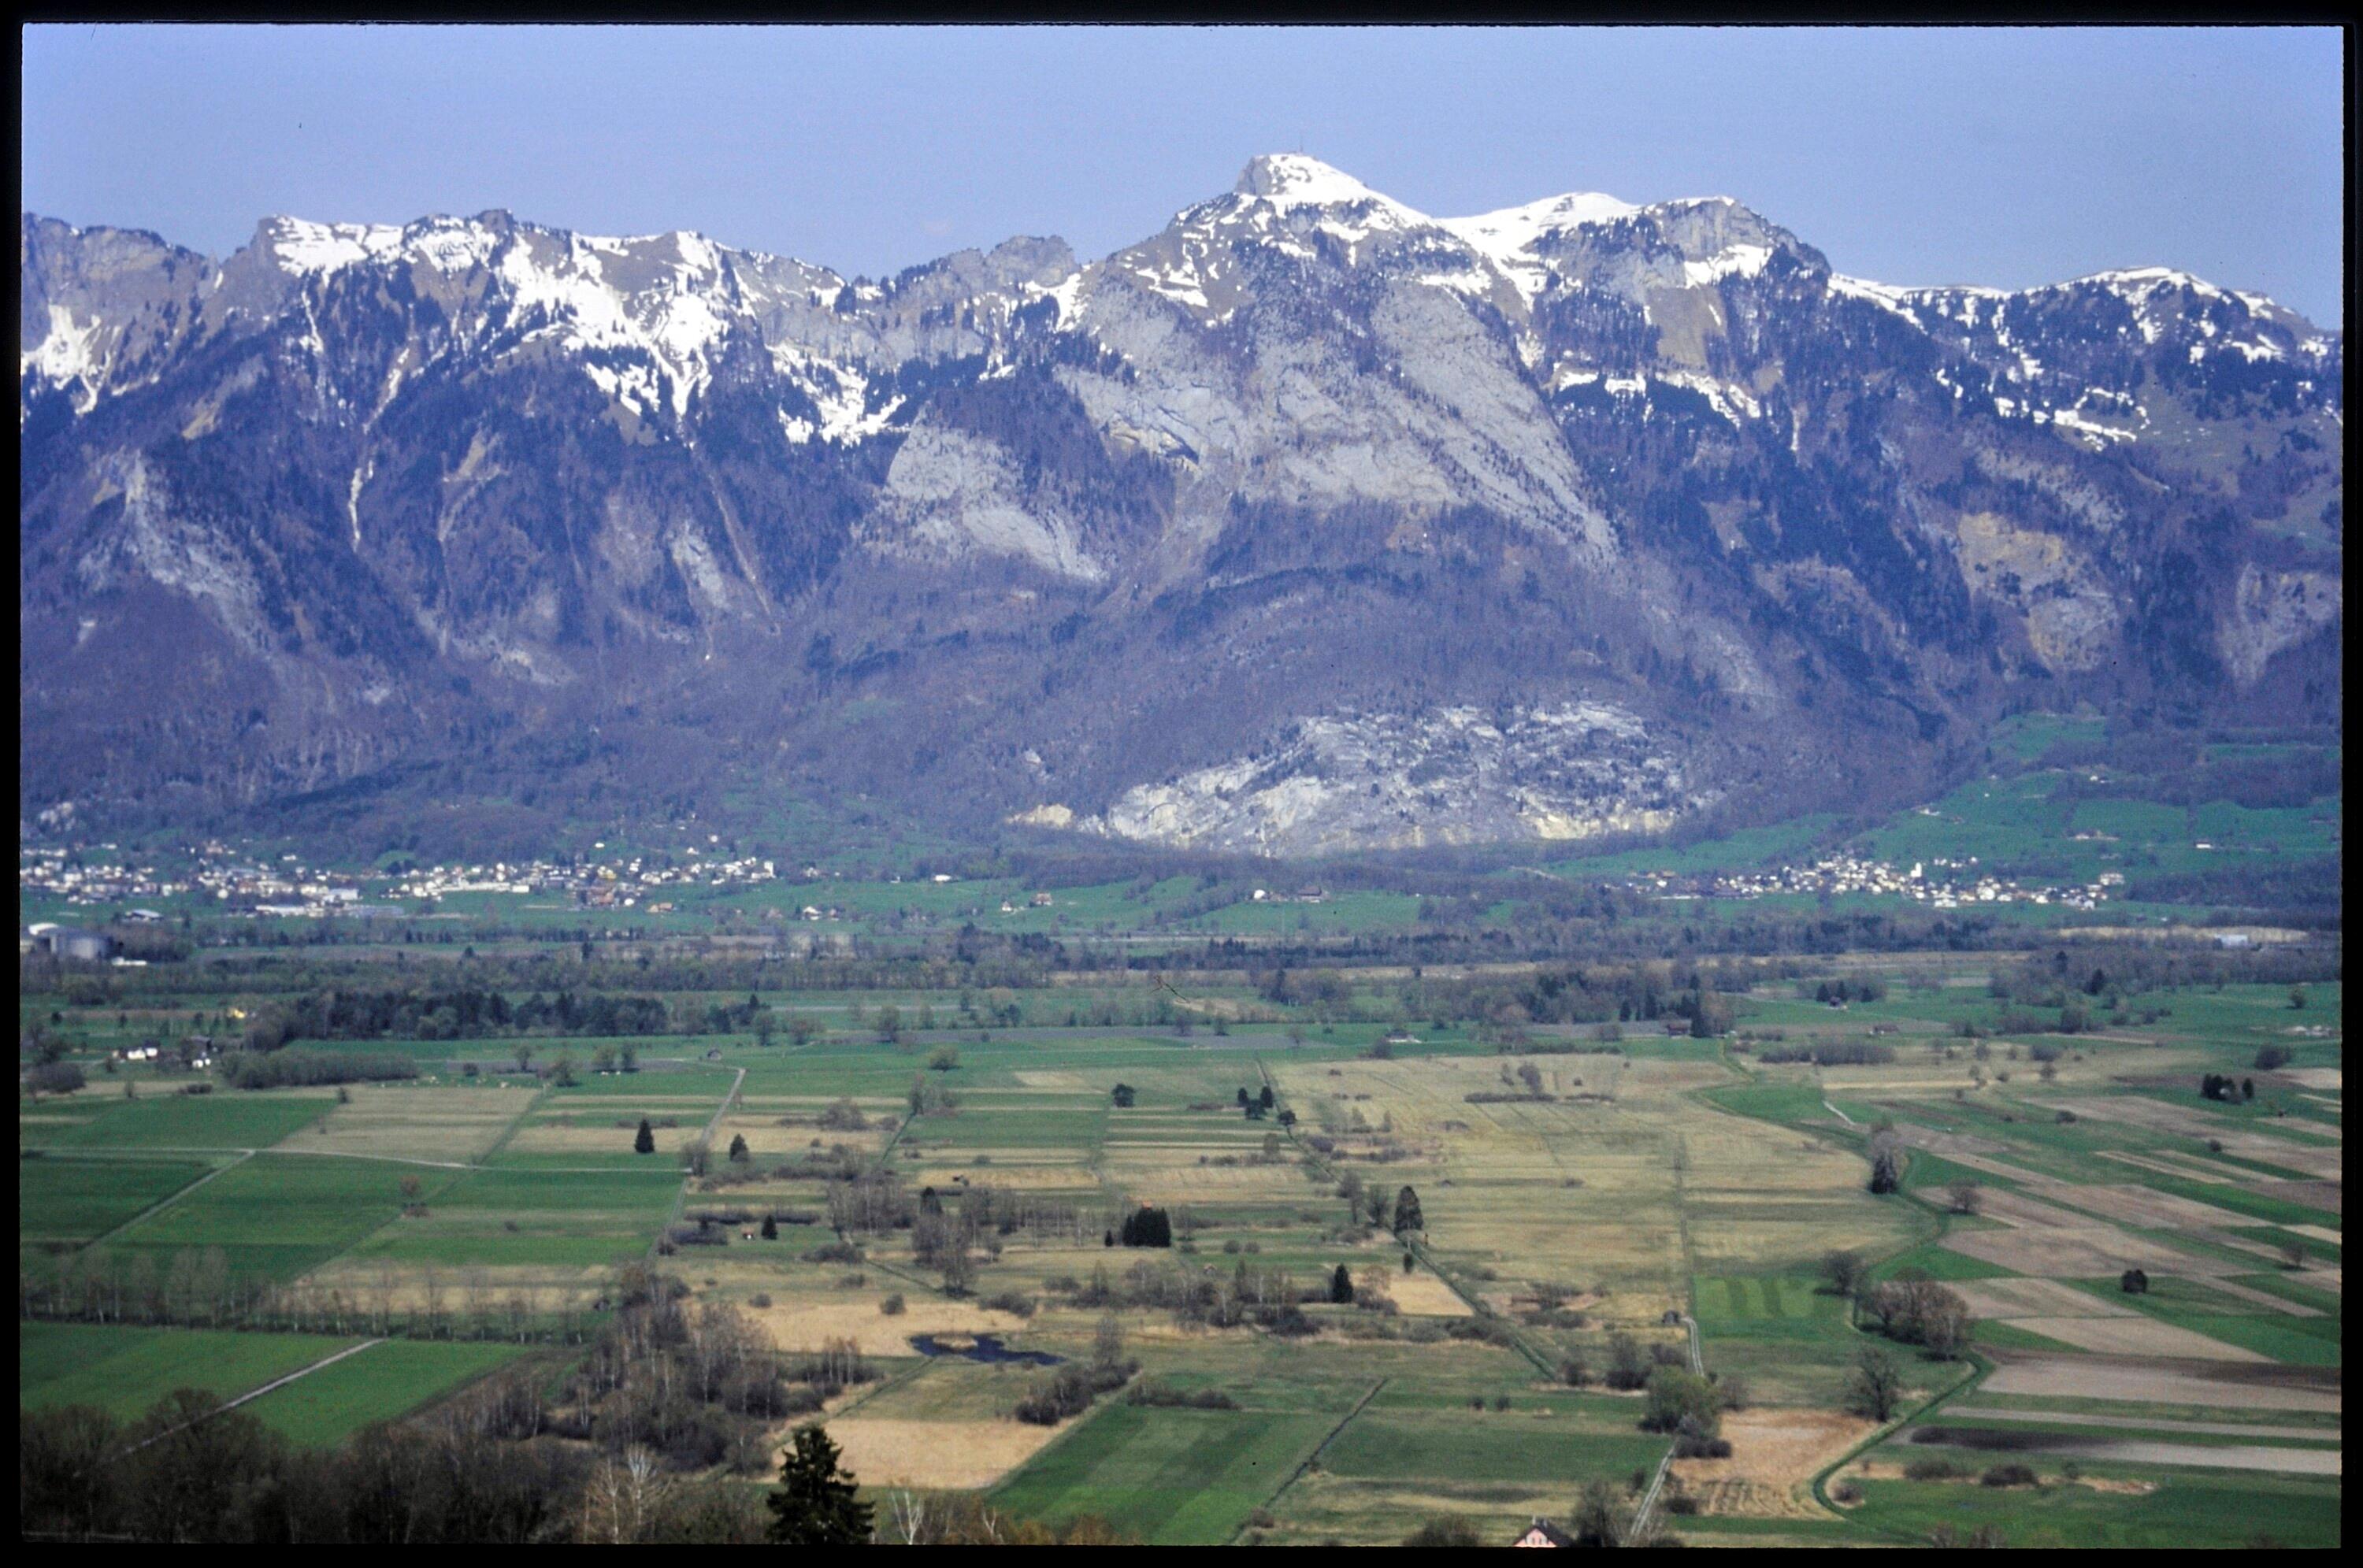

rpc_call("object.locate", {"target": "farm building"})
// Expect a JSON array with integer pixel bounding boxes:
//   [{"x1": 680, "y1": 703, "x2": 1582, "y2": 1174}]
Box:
[
  {"x1": 33, "y1": 925, "x2": 117, "y2": 962},
  {"x1": 1512, "y1": 1518, "x2": 1575, "y2": 1547}
]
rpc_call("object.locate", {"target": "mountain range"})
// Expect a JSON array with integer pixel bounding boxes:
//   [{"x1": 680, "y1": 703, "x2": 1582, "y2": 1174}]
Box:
[{"x1": 20, "y1": 154, "x2": 2343, "y2": 857}]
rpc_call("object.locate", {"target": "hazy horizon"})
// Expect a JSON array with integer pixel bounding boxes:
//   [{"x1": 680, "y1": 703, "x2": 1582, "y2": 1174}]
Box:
[{"x1": 20, "y1": 23, "x2": 2348, "y2": 325}]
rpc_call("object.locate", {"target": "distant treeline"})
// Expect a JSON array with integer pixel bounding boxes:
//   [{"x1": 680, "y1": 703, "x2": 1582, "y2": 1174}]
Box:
[
  {"x1": 247, "y1": 988, "x2": 699, "y2": 1046},
  {"x1": 28, "y1": 909, "x2": 2339, "y2": 1031},
  {"x1": 1990, "y1": 943, "x2": 2343, "y2": 1008},
  {"x1": 80, "y1": 903, "x2": 2153, "y2": 991},
  {"x1": 2035, "y1": 734, "x2": 2340, "y2": 810},
  {"x1": 221, "y1": 1049, "x2": 420, "y2": 1088},
  {"x1": 2122, "y1": 860, "x2": 2343, "y2": 920},
  {"x1": 1409, "y1": 957, "x2": 1775, "y2": 1031}
]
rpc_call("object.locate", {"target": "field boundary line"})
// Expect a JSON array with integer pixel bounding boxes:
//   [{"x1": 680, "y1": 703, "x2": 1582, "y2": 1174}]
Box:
[
  {"x1": 1658, "y1": 1119, "x2": 1705, "y2": 1535},
  {"x1": 874, "y1": 1097, "x2": 918, "y2": 1165},
  {"x1": 79, "y1": 1149, "x2": 252, "y2": 1251},
  {"x1": 1226, "y1": 1376, "x2": 1389, "y2": 1544},
  {"x1": 217, "y1": 1336, "x2": 384, "y2": 1408},
  {"x1": 85, "y1": 1143, "x2": 672, "y2": 1177},
  {"x1": 114, "y1": 1144, "x2": 476, "y2": 1170},
  {"x1": 865, "y1": 1255, "x2": 947, "y2": 1298},
  {"x1": 1630, "y1": 1444, "x2": 1678, "y2": 1540},
  {"x1": 701, "y1": 1066, "x2": 748, "y2": 1144},
  {"x1": 1804, "y1": 1350, "x2": 1988, "y2": 1537},
  {"x1": 121, "y1": 1336, "x2": 387, "y2": 1454},
  {"x1": 1625, "y1": 1312, "x2": 1700, "y2": 1542},
  {"x1": 644, "y1": 1066, "x2": 748, "y2": 1266},
  {"x1": 978, "y1": 1379, "x2": 1138, "y2": 1511},
  {"x1": 822, "y1": 1353, "x2": 934, "y2": 1421},
  {"x1": 474, "y1": 1076, "x2": 558, "y2": 1164}
]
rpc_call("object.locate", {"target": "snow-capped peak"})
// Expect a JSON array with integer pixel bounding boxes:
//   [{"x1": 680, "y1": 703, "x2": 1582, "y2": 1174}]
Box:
[
  {"x1": 1438, "y1": 191, "x2": 1638, "y2": 302},
  {"x1": 1233, "y1": 154, "x2": 1415, "y2": 216}
]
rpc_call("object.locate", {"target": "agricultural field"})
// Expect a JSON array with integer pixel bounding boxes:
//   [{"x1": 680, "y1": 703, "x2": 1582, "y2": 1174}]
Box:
[
  {"x1": 18, "y1": 897, "x2": 2342, "y2": 1547},
  {"x1": 1724, "y1": 979, "x2": 2343, "y2": 1547},
  {"x1": 21, "y1": 1322, "x2": 365, "y2": 1422},
  {"x1": 237, "y1": 1337, "x2": 537, "y2": 1448}
]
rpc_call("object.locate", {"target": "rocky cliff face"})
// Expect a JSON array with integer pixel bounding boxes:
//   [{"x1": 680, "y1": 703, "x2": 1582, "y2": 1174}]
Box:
[
  {"x1": 1055, "y1": 703, "x2": 1697, "y2": 858},
  {"x1": 19, "y1": 157, "x2": 2342, "y2": 855}
]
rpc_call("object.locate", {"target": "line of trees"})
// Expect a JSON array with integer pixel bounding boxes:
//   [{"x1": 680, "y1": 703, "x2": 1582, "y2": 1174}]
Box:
[
  {"x1": 20, "y1": 1245, "x2": 603, "y2": 1344},
  {"x1": 1753, "y1": 1040, "x2": 1896, "y2": 1066},
  {"x1": 220, "y1": 1049, "x2": 418, "y2": 1089},
  {"x1": 247, "y1": 987, "x2": 680, "y2": 1047}
]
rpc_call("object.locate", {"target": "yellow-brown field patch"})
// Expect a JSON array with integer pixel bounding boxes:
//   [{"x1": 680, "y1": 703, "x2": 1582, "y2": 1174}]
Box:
[
  {"x1": 1381, "y1": 1269, "x2": 1477, "y2": 1317},
  {"x1": 1670, "y1": 1406, "x2": 1881, "y2": 1518},
  {"x1": 744, "y1": 1294, "x2": 1035, "y2": 1355},
  {"x1": 908, "y1": 1162, "x2": 1103, "y2": 1190},
  {"x1": 1272, "y1": 1054, "x2": 1912, "y2": 1310},
  {"x1": 273, "y1": 1083, "x2": 534, "y2": 1162},
  {"x1": 809, "y1": 1417, "x2": 1065, "y2": 1490},
  {"x1": 295, "y1": 1258, "x2": 610, "y2": 1315},
  {"x1": 503, "y1": 1118, "x2": 710, "y2": 1156}
]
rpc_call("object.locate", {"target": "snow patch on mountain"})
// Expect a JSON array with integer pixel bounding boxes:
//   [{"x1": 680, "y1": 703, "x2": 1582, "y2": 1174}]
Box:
[
  {"x1": 21, "y1": 304, "x2": 107, "y2": 410},
  {"x1": 1438, "y1": 191, "x2": 1638, "y2": 302},
  {"x1": 263, "y1": 217, "x2": 407, "y2": 274},
  {"x1": 1682, "y1": 243, "x2": 1774, "y2": 287}
]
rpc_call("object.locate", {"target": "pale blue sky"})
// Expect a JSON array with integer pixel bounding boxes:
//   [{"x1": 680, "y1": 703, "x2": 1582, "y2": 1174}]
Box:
[{"x1": 20, "y1": 24, "x2": 2347, "y2": 324}]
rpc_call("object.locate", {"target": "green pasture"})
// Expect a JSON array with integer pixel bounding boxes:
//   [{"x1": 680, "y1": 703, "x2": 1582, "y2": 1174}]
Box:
[
  {"x1": 989, "y1": 1403, "x2": 1337, "y2": 1544},
  {"x1": 20, "y1": 1322, "x2": 362, "y2": 1422},
  {"x1": 105, "y1": 1152, "x2": 452, "y2": 1282},
  {"x1": 1843, "y1": 1467, "x2": 2342, "y2": 1549},
  {"x1": 19, "y1": 1155, "x2": 214, "y2": 1245},
  {"x1": 239, "y1": 1337, "x2": 536, "y2": 1447},
  {"x1": 22, "y1": 1091, "x2": 336, "y2": 1152}
]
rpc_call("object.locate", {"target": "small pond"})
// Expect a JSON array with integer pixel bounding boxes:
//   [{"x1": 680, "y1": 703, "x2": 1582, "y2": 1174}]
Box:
[{"x1": 907, "y1": 1333, "x2": 1063, "y2": 1366}]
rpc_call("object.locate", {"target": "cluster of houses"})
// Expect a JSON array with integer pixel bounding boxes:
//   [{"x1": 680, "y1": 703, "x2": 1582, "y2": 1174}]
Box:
[
  {"x1": 18, "y1": 843, "x2": 193, "y2": 907},
  {"x1": 20, "y1": 841, "x2": 391, "y2": 917},
  {"x1": 115, "y1": 1040, "x2": 214, "y2": 1070},
  {"x1": 391, "y1": 843, "x2": 783, "y2": 910},
  {"x1": 24, "y1": 834, "x2": 827, "y2": 924},
  {"x1": 25, "y1": 833, "x2": 1084, "y2": 933},
  {"x1": 1628, "y1": 853, "x2": 2122, "y2": 913},
  {"x1": 184, "y1": 849, "x2": 401, "y2": 917}
]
